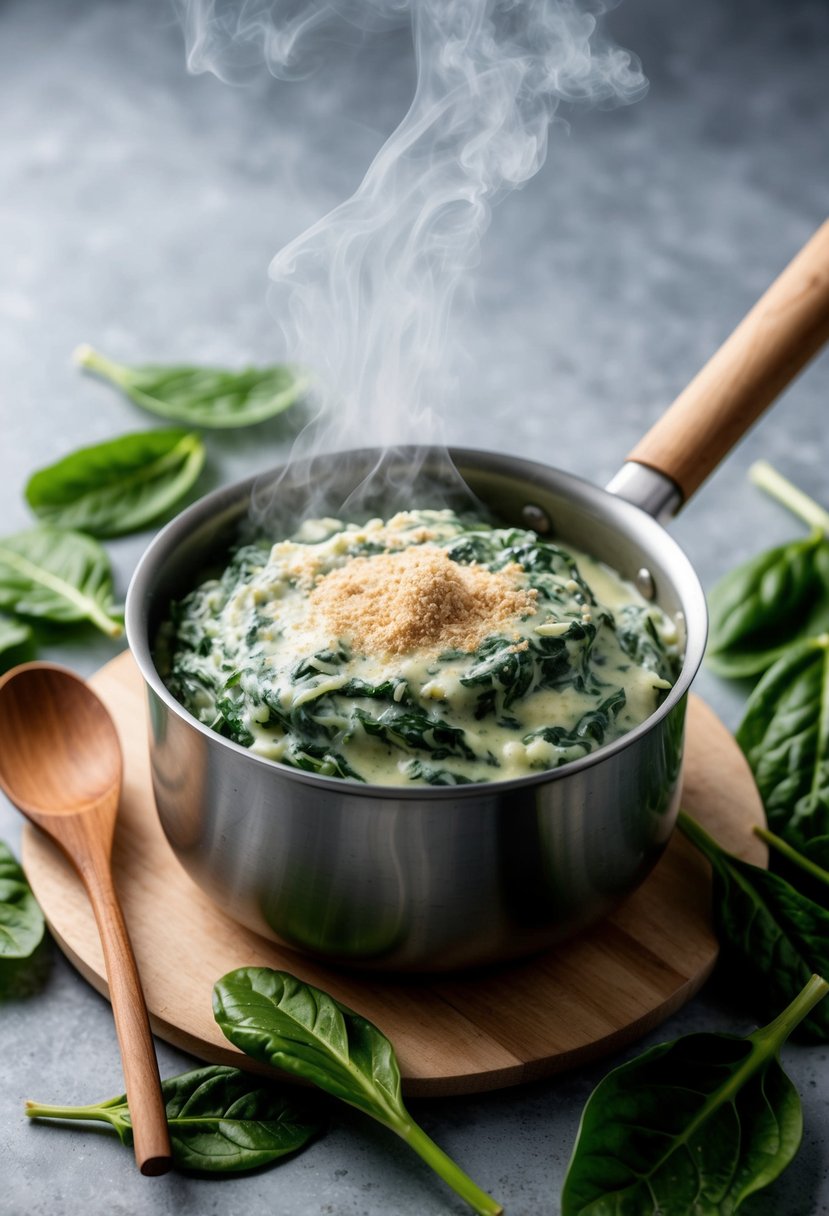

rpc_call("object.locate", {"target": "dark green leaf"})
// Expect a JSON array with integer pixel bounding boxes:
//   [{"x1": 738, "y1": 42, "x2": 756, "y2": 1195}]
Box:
[
  {"x1": 25, "y1": 1064, "x2": 322, "y2": 1173},
  {"x1": 736, "y1": 637, "x2": 829, "y2": 843},
  {"x1": 354, "y1": 704, "x2": 476, "y2": 761},
  {"x1": 756, "y1": 826, "x2": 829, "y2": 910},
  {"x1": 0, "y1": 840, "x2": 45, "y2": 961},
  {"x1": 706, "y1": 590, "x2": 829, "y2": 681},
  {"x1": 707, "y1": 532, "x2": 829, "y2": 676},
  {"x1": 0, "y1": 616, "x2": 33, "y2": 673},
  {"x1": 213, "y1": 968, "x2": 502, "y2": 1215},
  {"x1": 76, "y1": 345, "x2": 308, "y2": 429},
  {"x1": 25, "y1": 430, "x2": 205, "y2": 537},
  {"x1": 561, "y1": 974, "x2": 828, "y2": 1216},
  {"x1": 523, "y1": 688, "x2": 626, "y2": 753},
  {"x1": 0, "y1": 528, "x2": 122, "y2": 638},
  {"x1": 616, "y1": 603, "x2": 681, "y2": 683},
  {"x1": 213, "y1": 969, "x2": 406, "y2": 1124},
  {"x1": 403, "y1": 759, "x2": 475, "y2": 785},
  {"x1": 459, "y1": 636, "x2": 535, "y2": 712},
  {"x1": 287, "y1": 741, "x2": 365, "y2": 781},
  {"x1": 340, "y1": 676, "x2": 411, "y2": 705},
  {"x1": 802, "y1": 835, "x2": 829, "y2": 872},
  {"x1": 679, "y1": 812, "x2": 829, "y2": 1040}
]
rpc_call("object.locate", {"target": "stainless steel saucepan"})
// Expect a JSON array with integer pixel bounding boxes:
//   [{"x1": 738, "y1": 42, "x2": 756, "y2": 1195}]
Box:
[{"x1": 126, "y1": 222, "x2": 829, "y2": 971}]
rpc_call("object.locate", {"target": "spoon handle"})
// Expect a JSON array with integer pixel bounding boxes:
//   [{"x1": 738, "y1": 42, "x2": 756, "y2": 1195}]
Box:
[{"x1": 81, "y1": 858, "x2": 173, "y2": 1176}]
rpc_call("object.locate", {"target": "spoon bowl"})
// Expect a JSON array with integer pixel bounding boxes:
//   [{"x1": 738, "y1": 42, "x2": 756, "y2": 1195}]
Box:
[
  {"x1": 0, "y1": 663, "x2": 121, "y2": 816},
  {"x1": 0, "y1": 662, "x2": 172, "y2": 1176}
]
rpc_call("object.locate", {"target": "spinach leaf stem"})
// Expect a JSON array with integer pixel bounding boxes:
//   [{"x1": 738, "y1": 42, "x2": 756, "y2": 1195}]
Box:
[
  {"x1": 754, "y1": 825, "x2": 829, "y2": 893},
  {"x1": 749, "y1": 460, "x2": 829, "y2": 534},
  {"x1": 394, "y1": 1118, "x2": 503, "y2": 1216}
]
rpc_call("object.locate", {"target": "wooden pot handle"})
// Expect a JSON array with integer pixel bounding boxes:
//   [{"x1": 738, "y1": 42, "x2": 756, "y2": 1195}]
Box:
[{"x1": 627, "y1": 219, "x2": 829, "y2": 503}]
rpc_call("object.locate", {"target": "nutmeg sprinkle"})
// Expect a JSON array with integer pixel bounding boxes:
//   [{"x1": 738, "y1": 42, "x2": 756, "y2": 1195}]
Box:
[{"x1": 307, "y1": 545, "x2": 537, "y2": 656}]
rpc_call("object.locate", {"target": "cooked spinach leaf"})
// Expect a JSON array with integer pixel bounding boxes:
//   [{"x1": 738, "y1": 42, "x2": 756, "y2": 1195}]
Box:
[
  {"x1": 561, "y1": 973, "x2": 828, "y2": 1216},
  {"x1": 616, "y1": 603, "x2": 680, "y2": 683},
  {"x1": 679, "y1": 811, "x2": 829, "y2": 1040},
  {"x1": 287, "y1": 742, "x2": 365, "y2": 781},
  {"x1": 460, "y1": 636, "x2": 536, "y2": 712},
  {"x1": 25, "y1": 430, "x2": 205, "y2": 537},
  {"x1": 0, "y1": 528, "x2": 122, "y2": 638},
  {"x1": 26, "y1": 1065, "x2": 322, "y2": 1173},
  {"x1": 403, "y1": 759, "x2": 475, "y2": 785},
  {"x1": 75, "y1": 345, "x2": 308, "y2": 429},
  {"x1": 736, "y1": 636, "x2": 829, "y2": 846},
  {"x1": 0, "y1": 616, "x2": 33, "y2": 673},
  {"x1": 213, "y1": 968, "x2": 502, "y2": 1215},
  {"x1": 0, "y1": 840, "x2": 45, "y2": 962},
  {"x1": 340, "y1": 676, "x2": 411, "y2": 704},
  {"x1": 523, "y1": 688, "x2": 626, "y2": 754},
  {"x1": 354, "y1": 704, "x2": 476, "y2": 761}
]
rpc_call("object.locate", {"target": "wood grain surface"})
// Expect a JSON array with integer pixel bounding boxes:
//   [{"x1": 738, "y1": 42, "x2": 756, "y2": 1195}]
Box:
[{"x1": 22, "y1": 651, "x2": 766, "y2": 1097}]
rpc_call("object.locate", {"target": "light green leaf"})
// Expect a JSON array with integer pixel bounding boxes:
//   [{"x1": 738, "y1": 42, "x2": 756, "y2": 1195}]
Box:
[
  {"x1": 0, "y1": 528, "x2": 123, "y2": 638},
  {"x1": 75, "y1": 345, "x2": 308, "y2": 429}
]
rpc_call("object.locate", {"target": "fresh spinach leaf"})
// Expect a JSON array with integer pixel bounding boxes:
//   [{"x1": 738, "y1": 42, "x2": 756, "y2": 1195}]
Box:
[
  {"x1": 679, "y1": 811, "x2": 829, "y2": 1040},
  {"x1": 801, "y1": 835, "x2": 829, "y2": 872},
  {"x1": 0, "y1": 840, "x2": 45, "y2": 962},
  {"x1": 0, "y1": 528, "x2": 122, "y2": 638},
  {"x1": 561, "y1": 973, "x2": 828, "y2": 1216},
  {"x1": 707, "y1": 534, "x2": 829, "y2": 679},
  {"x1": 736, "y1": 636, "x2": 829, "y2": 845},
  {"x1": 213, "y1": 968, "x2": 502, "y2": 1215},
  {"x1": 754, "y1": 825, "x2": 829, "y2": 909},
  {"x1": 707, "y1": 462, "x2": 829, "y2": 680},
  {"x1": 25, "y1": 430, "x2": 205, "y2": 538},
  {"x1": 0, "y1": 616, "x2": 33, "y2": 673},
  {"x1": 25, "y1": 1064, "x2": 321, "y2": 1173},
  {"x1": 75, "y1": 345, "x2": 308, "y2": 429}
]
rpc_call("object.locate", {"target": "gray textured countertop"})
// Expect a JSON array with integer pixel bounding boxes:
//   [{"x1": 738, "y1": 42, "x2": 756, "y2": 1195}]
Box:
[{"x1": 2, "y1": 1, "x2": 828, "y2": 1213}]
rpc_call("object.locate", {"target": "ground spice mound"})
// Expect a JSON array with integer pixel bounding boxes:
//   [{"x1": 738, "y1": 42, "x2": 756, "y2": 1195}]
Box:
[{"x1": 308, "y1": 545, "x2": 537, "y2": 656}]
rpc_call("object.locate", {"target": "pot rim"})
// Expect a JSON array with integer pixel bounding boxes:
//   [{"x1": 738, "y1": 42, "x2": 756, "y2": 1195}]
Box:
[{"x1": 125, "y1": 445, "x2": 708, "y2": 801}]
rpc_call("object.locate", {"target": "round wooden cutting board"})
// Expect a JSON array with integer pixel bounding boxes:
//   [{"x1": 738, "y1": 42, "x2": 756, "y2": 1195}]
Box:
[{"x1": 22, "y1": 651, "x2": 765, "y2": 1096}]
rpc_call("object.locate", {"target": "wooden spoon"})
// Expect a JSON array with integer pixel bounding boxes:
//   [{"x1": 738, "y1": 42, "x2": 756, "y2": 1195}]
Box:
[{"x1": 0, "y1": 662, "x2": 172, "y2": 1176}]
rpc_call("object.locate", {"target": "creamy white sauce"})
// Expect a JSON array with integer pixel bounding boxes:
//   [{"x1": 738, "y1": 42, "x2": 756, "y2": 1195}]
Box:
[{"x1": 161, "y1": 509, "x2": 680, "y2": 786}]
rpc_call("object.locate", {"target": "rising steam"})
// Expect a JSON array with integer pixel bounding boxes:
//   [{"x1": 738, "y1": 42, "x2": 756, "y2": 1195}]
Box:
[{"x1": 176, "y1": 0, "x2": 646, "y2": 516}]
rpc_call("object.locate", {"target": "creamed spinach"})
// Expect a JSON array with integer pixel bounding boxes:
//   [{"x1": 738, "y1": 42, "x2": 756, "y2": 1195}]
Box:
[{"x1": 159, "y1": 510, "x2": 680, "y2": 786}]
